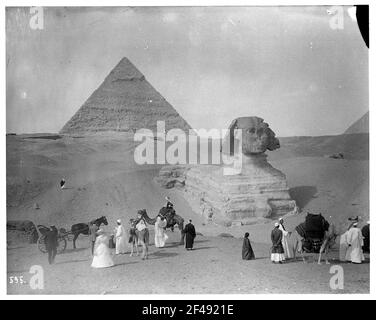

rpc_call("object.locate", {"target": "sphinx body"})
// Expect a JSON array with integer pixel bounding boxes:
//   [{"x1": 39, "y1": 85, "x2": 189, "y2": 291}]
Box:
[{"x1": 156, "y1": 117, "x2": 298, "y2": 226}]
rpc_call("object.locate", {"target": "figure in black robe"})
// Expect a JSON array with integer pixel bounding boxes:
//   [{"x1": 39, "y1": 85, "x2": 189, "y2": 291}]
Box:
[
  {"x1": 361, "y1": 223, "x2": 370, "y2": 253},
  {"x1": 183, "y1": 220, "x2": 196, "y2": 250},
  {"x1": 45, "y1": 226, "x2": 58, "y2": 264},
  {"x1": 271, "y1": 224, "x2": 285, "y2": 263},
  {"x1": 242, "y1": 232, "x2": 255, "y2": 260}
]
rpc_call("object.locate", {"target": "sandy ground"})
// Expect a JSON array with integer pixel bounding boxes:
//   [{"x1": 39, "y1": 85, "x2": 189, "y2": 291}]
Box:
[
  {"x1": 6, "y1": 133, "x2": 370, "y2": 294},
  {"x1": 7, "y1": 232, "x2": 370, "y2": 295}
]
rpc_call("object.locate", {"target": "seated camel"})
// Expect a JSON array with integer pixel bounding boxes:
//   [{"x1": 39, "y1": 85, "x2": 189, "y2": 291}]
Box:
[{"x1": 291, "y1": 214, "x2": 338, "y2": 264}]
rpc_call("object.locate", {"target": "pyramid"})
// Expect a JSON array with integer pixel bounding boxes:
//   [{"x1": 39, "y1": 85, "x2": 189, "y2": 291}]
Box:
[
  {"x1": 60, "y1": 57, "x2": 192, "y2": 134},
  {"x1": 344, "y1": 111, "x2": 369, "y2": 134}
]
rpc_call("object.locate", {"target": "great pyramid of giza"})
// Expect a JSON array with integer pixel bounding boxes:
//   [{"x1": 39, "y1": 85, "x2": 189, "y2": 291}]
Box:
[{"x1": 60, "y1": 57, "x2": 192, "y2": 134}]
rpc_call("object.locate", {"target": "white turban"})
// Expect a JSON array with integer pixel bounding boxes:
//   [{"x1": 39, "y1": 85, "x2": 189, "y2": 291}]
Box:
[
  {"x1": 274, "y1": 222, "x2": 279, "y2": 227},
  {"x1": 117, "y1": 219, "x2": 121, "y2": 224}
]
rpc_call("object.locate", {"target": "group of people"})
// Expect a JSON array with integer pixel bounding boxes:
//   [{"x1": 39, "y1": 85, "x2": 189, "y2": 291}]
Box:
[
  {"x1": 89, "y1": 198, "x2": 197, "y2": 269},
  {"x1": 44, "y1": 199, "x2": 369, "y2": 267},
  {"x1": 243, "y1": 216, "x2": 370, "y2": 264},
  {"x1": 242, "y1": 218, "x2": 291, "y2": 263},
  {"x1": 339, "y1": 217, "x2": 370, "y2": 264}
]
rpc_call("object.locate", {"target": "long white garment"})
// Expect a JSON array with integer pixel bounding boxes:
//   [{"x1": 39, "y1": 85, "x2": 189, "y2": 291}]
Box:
[
  {"x1": 271, "y1": 253, "x2": 286, "y2": 262},
  {"x1": 154, "y1": 217, "x2": 168, "y2": 248},
  {"x1": 345, "y1": 227, "x2": 365, "y2": 263},
  {"x1": 115, "y1": 225, "x2": 128, "y2": 254},
  {"x1": 279, "y1": 224, "x2": 291, "y2": 259},
  {"x1": 91, "y1": 235, "x2": 114, "y2": 268},
  {"x1": 339, "y1": 232, "x2": 348, "y2": 261}
]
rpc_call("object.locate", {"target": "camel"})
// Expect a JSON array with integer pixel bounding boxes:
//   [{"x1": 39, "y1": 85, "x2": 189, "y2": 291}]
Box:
[
  {"x1": 291, "y1": 222, "x2": 338, "y2": 265},
  {"x1": 138, "y1": 208, "x2": 185, "y2": 245}
]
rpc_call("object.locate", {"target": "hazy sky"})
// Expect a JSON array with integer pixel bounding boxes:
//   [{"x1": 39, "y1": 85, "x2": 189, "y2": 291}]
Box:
[{"x1": 6, "y1": 6, "x2": 368, "y2": 136}]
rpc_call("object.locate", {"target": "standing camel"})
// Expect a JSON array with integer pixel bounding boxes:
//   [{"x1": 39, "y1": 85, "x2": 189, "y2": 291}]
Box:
[{"x1": 138, "y1": 208, "x2": 185, "y2": 245}]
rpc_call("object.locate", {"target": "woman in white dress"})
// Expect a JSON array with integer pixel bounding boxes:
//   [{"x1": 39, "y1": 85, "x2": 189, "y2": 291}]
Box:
[
  {"x1": 154, "y1": 216, "x2": 168, "y2": 248},
  {"x1": 114, "y1": 219, "x2": 128, "y2": 255},
  {"x1": 91, "y1": 229, "x2": 114, "y2": 268}
]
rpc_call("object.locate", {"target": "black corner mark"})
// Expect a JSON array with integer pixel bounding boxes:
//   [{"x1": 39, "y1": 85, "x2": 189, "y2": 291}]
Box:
[{"x1": 356, "y1": 5, "x2": 369, "y2": 48}]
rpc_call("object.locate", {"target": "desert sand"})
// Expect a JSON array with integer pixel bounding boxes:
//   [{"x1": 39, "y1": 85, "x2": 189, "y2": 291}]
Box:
[{"x1": 6, "y1": 132, "x2": 369, "y2": 294}]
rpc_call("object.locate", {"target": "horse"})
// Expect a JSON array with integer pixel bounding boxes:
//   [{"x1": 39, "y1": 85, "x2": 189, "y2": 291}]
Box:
[
  {"x1": 71, "y1": 216, "x2": 108, "y2": 249},
  {"x1": 291, "y1": 222, "x2": 338, "y2": 264},
  {"x1": 128, "y1": 218, "x2": 139, "y2": 257}
]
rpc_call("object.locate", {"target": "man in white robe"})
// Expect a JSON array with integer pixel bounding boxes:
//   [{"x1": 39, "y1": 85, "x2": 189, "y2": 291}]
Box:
[
  {"x1": 340, "y1": 218, "x2": 359, "y2": 261},
  {"x1": 114, "y1": 219, "x2": 128, "y2": 255},
  {"x1": 278, "y1": 218, "x2": 291, "y2": 260},
  {"x1": 154, "y1": 216, "x2": 168, "y2": 248},
  {"x1": 345, "y1": 223, "x2": 365, "y2": 264}
]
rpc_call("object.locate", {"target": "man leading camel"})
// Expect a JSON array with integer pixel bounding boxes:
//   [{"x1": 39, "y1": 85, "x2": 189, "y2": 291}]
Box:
[{"x1": 136, "y1": 211, "x2": 149, "y2": 260}]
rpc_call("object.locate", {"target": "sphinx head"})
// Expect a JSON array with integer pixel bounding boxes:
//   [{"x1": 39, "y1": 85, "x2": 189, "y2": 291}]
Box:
[{"x1": 222, "y1": 117, "x2": 280, "y2": 156}]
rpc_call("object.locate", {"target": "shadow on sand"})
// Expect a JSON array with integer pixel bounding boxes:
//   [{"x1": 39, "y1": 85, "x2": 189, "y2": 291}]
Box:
[
  {"x1": 289, "y1": 186, "x2": 318, "y2": 208},
  {"x1": 56, "y1": 258, "x2": 89, "y2": 265},
  {"x1": 166, "y1": 239, "x2": 210, "y2": 248},
  {"x1": 189, "y1": 246, "x2": 215, "y2": 251},
  {"x1": 60, "y1": 248, "x2": 87, "y2": 255},
  {"x1": 149, "y1": 251, "x2": 179, "y2": 260}
]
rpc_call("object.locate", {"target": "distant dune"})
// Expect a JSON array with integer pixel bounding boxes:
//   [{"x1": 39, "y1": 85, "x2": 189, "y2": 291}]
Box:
[{"x1": 269, "y1": 133, "x2": 368, "y2": 161}]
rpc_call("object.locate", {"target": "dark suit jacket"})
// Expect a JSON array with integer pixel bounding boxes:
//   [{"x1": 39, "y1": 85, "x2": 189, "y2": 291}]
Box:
[
  {"x1": 89, "y1": 224, "x2": 99, "y2": 242},
  {"x1": 45, "y1": 229, "x2": 58, "y2": 249},
  {"x1": 271, "y1": 228, "x2": 284, "y2": 254}
]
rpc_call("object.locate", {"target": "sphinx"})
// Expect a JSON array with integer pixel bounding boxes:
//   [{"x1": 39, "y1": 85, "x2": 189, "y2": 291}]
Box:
[{"x1": 156, "y1": 117, "x2": 298, "y2": 226}]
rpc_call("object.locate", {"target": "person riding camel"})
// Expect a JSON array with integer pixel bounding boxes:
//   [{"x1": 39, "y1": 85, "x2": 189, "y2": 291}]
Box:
[
  {"x1": 162, "y1": 196, "x2": 175, "y2": 222},
  {"x1": 165, "y1": 196, "x2": 174, "y2": 210}
]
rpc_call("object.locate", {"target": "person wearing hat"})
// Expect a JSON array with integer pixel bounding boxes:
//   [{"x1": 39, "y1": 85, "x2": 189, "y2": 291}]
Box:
[
  {"x1": 345, "y1": 222, "x2": 365, "y2": 264},
  {"x1": 154, "y1": 215, "x2": 168, "y2": 248},
  {"x1": 165, "y1": 196, "x2": 174, "y2": 210},
  {"x1": 136, "y1": 210, "x2": 149, "y2": 260},
  {"x1": 271, "y1": 222, "x2": 285, "y2": 264},
  {"x1": 242, "y1": 232, "x2": 255, "y2": 260},
  {"x1": 278, "y1": 218, "x2": 291, "y2": 260},
  {"x1": 91, "y1": 229, "x2": 114, "y2": 268},
  {"x1": 89, "y1": 221, "x2": 99, "y2": 256},
  {"x1": 114, "y1": 219, "x2": 128, "y2": 255},
  {"x1": 183, "y1": 219, "x2": 196, "y2": 250},
  {"x1": 45, "y1": 226, "x2": 59, "y2": 265},
  {"x1": 340, "y1": 216, "x2": 360, "y2": 261}
]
